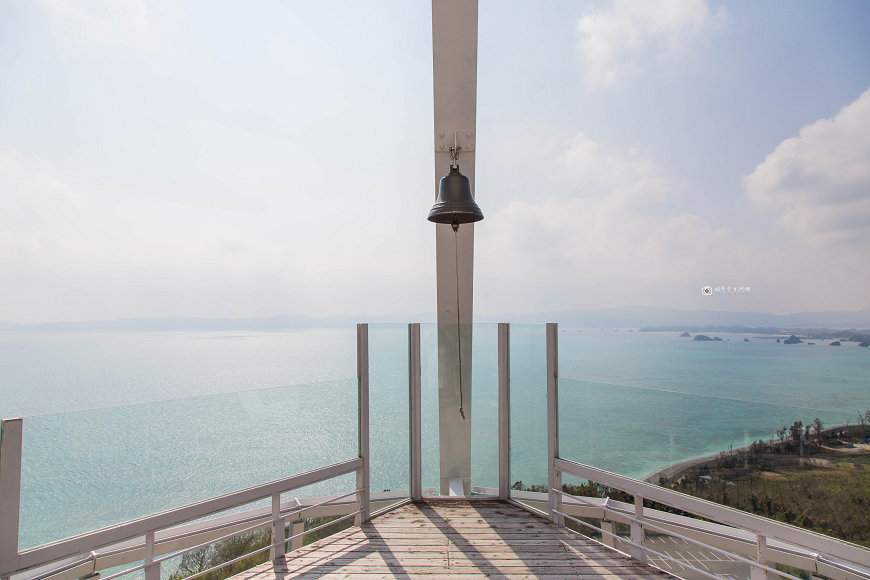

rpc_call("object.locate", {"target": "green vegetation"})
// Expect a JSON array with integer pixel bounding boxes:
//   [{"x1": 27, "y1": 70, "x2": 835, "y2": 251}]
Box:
[{"x1": 662, "y1": 415, "x2": 870, "y2": 548}]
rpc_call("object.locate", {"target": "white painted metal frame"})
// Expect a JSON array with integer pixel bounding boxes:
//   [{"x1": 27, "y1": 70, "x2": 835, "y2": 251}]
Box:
[
  {"x1": 542, "y1": 325, "x2": 870, "y2": 580},
  {"x1": 554, "y1": 458, "x2": 870, "y2": 569},
  {"x1": 432, "y1": 0, "x2": 478, "y2": 497},
  {"x1": 0, "y1": 419, "x2": 23, "y2": 580},
  {"x1": 549, "y1": 458, "x2": 870, "y2": 579},
  {"x1": 489, "y1": 486, "x2": 870, "y2": 580},
  {"x1": 408, "y1": 323, "x2": 422, "y2": 501},
  {"x1": 546, "y1": 323, "x2": 562, "y2": 525},
  {"x1": 1, "y1": 457, "x2": 362, "y2": 580},
  {"x1": 497, "y1": 323, "x2": 510, "y2": 500},
  {"x1": 356, "y1": 323, "x2": 370, "y2": 525},
  {"x1": 0, "y1": 327, "x2": 373, "y2": 580}
]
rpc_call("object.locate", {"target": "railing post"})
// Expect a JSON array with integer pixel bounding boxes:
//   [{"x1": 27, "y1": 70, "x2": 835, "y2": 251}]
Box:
[
  {"x1": 409, "y1": 323, "x2": 422, "y2": 502},
  {"x1": 143, "y1": 532, "x2": 159, "y2": 580},
  {"x1": 546, "y1": 323, "x2": 562, "y2": 525},
  {"x1": 498, "y1": 323, "x2": 511, "y2": 501},
  {"x1": 270, "y1": 492, "x2": 285, "y2": 563},
  {"x1": 356, "y1": 323, "x2": 370, "y2": 525},
  {"x1": 631, "y1": 494, "x2": 646, "y2": 563},
  {"x1": 289, "y1": 520, "x2": 305, "y2": 551},
  {"x1": 600, "y1": 519, "x2": 616, "y2": 549},
  {"x1": 752, "y1": 533, "x2": 769, "y2": 580},
  {"x1": 0, "y1": 418, "x2": 23, "y2": 579}
]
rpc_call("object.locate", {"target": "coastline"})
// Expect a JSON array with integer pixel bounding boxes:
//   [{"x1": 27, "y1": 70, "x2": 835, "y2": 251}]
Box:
[
  {"x1": 642, "y1": 450, "x2": 734, "y2": 484},
  {"x1": 642, "y1": 424, "x2": 856, "y2": 484}
]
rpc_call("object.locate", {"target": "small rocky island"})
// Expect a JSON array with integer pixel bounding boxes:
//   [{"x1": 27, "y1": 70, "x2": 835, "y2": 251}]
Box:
[
  {"x1": 830, "y1": 341, "x2": 842, "y2": 346},
  {"x1": 693, "y1": 335, "x2": 723, "y2": 341},
  {"x1": 680, "y1": 331, "x2": 691, "y2": 337},
  {"x1": 783, "y1": 335, "x2": 803, "y2": 344},
  {"x1": 744, "y1": 338, "x2": 750, "y2": 342}
]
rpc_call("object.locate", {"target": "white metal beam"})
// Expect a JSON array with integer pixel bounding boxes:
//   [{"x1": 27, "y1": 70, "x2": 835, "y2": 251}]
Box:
[
  {"x1": 356, "y1": 324, "x2": 370, "y2": 524},
  {"x1": 546, "y1": 323, "x2": 561, "y2": 525},
  {"x1": 408, "y1": 324, "x2": 422, "y2": 501},
  {"x1": 498, "y1": 323, "x2": 511, "y2": 500},
  {"x1": 432, "y1": 0, "x2": 478, "y2": 497},
  {"x1": 0, "y1": 419, "x2": 23, "y2": 578}
]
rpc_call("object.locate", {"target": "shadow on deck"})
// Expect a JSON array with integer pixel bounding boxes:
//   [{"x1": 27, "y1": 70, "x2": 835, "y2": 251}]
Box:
[{"x1": 232, "y1": 500, "x2": 676, "y2": 579}]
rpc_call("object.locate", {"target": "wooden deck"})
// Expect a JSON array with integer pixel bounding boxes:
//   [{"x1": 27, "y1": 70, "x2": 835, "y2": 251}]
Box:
[{"x1": 233, "y1": 500, "x2": 675, "y2": 579}]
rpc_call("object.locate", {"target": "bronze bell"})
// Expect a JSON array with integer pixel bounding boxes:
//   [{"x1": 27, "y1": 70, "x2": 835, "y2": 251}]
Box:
[{"x1": 428, "y1": 165, "x2": 484, "y2": 225}]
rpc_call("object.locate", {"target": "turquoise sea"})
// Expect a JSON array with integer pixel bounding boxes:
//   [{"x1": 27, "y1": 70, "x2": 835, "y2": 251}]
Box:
[{"x1": 1, "y1": 325, "x2": 868, "y2": 551}]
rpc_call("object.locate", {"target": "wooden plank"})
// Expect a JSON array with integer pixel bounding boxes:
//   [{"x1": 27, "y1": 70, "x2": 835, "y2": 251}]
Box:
[
  {"x1": 280, "y1": 576, "x2": 667, "y2": 580},
  {"x1": 228, "y1": 499, "x2": 676, "y2": 580}
]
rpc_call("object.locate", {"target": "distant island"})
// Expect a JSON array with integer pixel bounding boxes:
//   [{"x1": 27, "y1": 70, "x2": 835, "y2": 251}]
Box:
[{"x1": 643, "y1": 325, "x2": 870, "y2": 341}]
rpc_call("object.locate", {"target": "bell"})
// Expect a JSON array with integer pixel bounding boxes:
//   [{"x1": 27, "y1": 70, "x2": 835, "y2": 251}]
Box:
[{"x1": 428, "y1": 165, "x2": 484, "y2": 225}]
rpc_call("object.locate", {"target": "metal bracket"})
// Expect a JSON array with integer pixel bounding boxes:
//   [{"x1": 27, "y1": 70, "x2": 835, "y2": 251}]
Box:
[{"x1": 435, "y1": 130, "x2": 475, "y2": 153}]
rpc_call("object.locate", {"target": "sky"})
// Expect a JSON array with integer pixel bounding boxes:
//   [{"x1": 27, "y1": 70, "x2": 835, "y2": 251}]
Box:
[{"x1": 1, "y1": 0, "x2": 869, "y2": 323}]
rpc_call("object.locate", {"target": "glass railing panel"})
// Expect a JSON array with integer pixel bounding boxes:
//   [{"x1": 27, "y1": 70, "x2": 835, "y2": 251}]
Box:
[
  {"x1": 558, "y1": 377, "x2": 857, "y2": 481},
  {"x1": 557, "y1": 328, "x2": 870, "y2": 415},
  {"x1": 470, "y1": 323, "x2": 498, "y2": 490},
  {"x1": 557, "y1": 377, "x2": 870, "y2": 554},
  {"x1": 18, "y1": 379, "x2": 359, "y2": 551},
  {"x1": 0, "y1": 328, "x2": 358, "y2": 419},
  {"x1": 508, "y1": 323, "x2": 547, "y2": 492},
  {"x1": 368, "y1": 324, "x2": 410, "y2": 497},
  {"x1": 420, "y1": 323, "x2": 440, "y2": 492},
  {"x1": 560, "y1": 467, "x2": 758, "y2": 580}
]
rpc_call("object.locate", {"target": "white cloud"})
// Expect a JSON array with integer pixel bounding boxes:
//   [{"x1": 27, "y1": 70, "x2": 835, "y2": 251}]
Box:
[
  {"x1": 744, "y1": 87, "x2": 870, "y2": 246},
  {"x1": 0, "y1": 149, "x2": 436, "y2": 322},
  {"x1": 557, "y1": 133, "x2": 671, "y2": 203},
  {"x1": 36, "y1": 0, "x2": 154, "y2": 45},
  {"x1": 576, "y1": 0, "x2": 726, "y2": 88},
  {"x1": 476, "y1": 133, "x2": 730, "y2": 312}
]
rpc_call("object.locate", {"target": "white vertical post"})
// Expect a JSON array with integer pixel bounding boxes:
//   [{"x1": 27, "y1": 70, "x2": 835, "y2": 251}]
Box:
[
  {"x1": 409, "y1": 323, "x2": 422, "y2": 502},
  {"x1": 270, "y1": 492, "x2": 284, "y2": 562},
  {"x1": 546, "y1": 323, "x2": 562, "y2": 525},
  {"x1": 498, "y1": 323, "x2": 511, "y2": 500},
  {"x1": 433, "y1": 0, "x2": 478, "y2": 498},
  {"x1": 752, "y1": 534, "x2": 769, "y2": 580},
  {"x1": 290, "y1": 520, "x2": 305, "y2": 552},
  {"x1": 143, "y1": 532, "x2": 158, "y2": 580},
  {"x1": 631, "y1": 495, "x2": 646, "y2": 563},
  {"x1": 356, "y1": 323, "x2": 370, "y2": 525},
  {"x1": 600, "y1": 520, "x2": 616, "y2": 549},
  {"x1": 0, "y1": 418, "x2": 23, "y2": 578}
]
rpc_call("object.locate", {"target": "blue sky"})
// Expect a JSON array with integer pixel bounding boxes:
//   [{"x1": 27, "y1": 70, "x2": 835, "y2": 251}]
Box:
[{"x1": 2, "y1": 0, "x2": 869, "y2": 323}]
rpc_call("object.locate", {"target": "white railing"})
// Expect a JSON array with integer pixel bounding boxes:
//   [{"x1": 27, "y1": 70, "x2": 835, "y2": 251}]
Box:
[
  {"x1": 540, "y1": 323, "x2": 870, "y2": 580},
  {"x1": 5, "y1": 321, "x2": 870, "y2": 580},
  {"x1": 0, "y1": 324, "x2": 377, "y2": 580}
]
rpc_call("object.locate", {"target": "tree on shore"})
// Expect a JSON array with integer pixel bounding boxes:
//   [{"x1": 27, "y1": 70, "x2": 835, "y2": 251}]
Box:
[
  {"x1": 812, "y1": 418, "x2": 824, "y2": 448},
  {"x1": 776, "y1": 426, "x2": 787, "y2": 446},
  {"x1": 789, "y1": 421, "x2": 803, "y2": 448}
]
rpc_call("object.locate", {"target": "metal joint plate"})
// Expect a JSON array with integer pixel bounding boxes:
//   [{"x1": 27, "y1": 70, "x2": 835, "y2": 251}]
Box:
[{"x1": 435, "y1": 130, "x2": 475, "y2": 153}]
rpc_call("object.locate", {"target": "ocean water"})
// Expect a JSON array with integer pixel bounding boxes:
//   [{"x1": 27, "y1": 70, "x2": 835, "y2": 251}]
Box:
[{"x1": 1, "y1": 325, "x2": 868, "y2": 551}]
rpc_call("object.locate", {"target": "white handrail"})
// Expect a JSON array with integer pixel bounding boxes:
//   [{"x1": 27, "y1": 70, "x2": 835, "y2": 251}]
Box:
[
  {"x1": 553, "y1": 489, "x2": 806, "y2": 580},
  {"x1": 554, "y1": 457, "x2": 870, "y2": 569},
  {"x1": 5, "y1": 457, "x2": 363, "y2": 578},
  {"x1": 1, "y1": 324, "x2": 374, "y2": 580}
]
